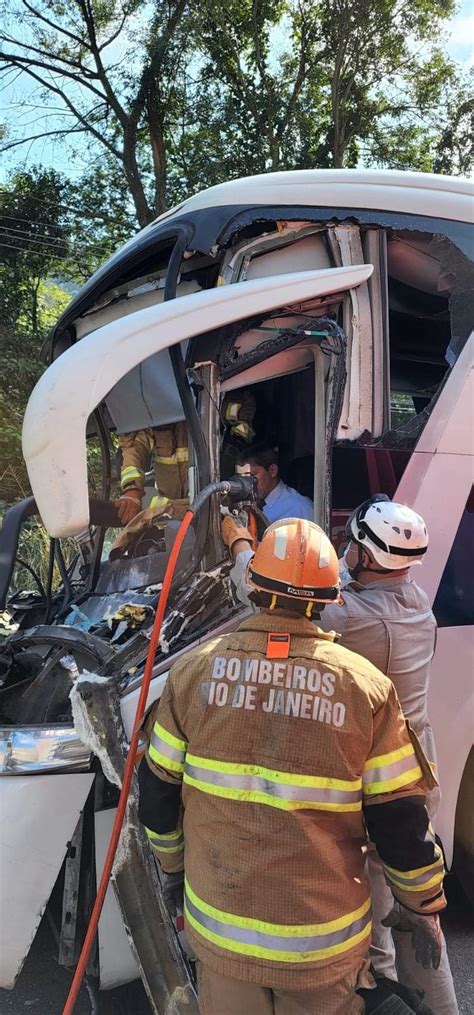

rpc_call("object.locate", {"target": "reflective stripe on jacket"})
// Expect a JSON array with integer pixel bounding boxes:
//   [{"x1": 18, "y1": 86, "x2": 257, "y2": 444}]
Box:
[
  {"x1": 119, "y1": 423, "x2": 188, "y2": 500},
  {"x1": 143, "y1": 611, "x2": 443, "y2": 988}
]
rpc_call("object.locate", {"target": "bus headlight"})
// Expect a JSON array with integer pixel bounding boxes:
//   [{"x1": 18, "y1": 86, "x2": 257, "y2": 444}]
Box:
[{"x1": 0, "y1": 726, "x2": 91, "y2": 774}]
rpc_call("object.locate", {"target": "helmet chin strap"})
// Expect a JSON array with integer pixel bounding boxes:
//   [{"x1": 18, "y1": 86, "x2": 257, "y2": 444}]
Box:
[{"x1": 345, "y1": 543, "x2": 391, "y2": 580}]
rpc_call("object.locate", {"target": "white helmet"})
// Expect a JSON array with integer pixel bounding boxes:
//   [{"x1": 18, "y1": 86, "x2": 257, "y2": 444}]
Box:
[{"x1": 347, "y1": 496, "x2": 429, "y2": 570}]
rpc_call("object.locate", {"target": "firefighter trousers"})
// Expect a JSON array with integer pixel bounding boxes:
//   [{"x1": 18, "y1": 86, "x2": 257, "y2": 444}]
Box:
[
  {"x1": 153, "y1": 422, "x2": 188, "y2": 501},
  {"x1": 196, "y1": 961, "x2": 368, "y2": 1014}
]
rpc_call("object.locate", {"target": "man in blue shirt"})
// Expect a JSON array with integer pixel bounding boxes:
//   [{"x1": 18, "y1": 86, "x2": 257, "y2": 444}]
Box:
[{"x1": 238, "y1": 444, "x2": 313, "y2": 523}]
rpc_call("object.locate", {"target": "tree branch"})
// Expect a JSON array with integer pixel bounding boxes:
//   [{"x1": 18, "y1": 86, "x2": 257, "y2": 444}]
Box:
[
  {"x1": 129, "y1": 0, "x2": 188, "y2": 125},
  {"x1": 98, "y1": 13, "x2": 128, "y2": 52},
  {"x1": 20, "y1": 0, "x2": 89, "y2": 49},
  {"x1": 1, "y1": 126, "x2": 88, "y2": 151},
  {"x1": 284, "y1": 17, "x2": 314, "y2": 131},
  {"x1": 0, "y1": 60, "x2": 122, "y2": 158},
  {"x1": 74, "y1": 0, "x2": 128, "y2": 126},
  {"x1": 0, "y1": 50, "x2": 107, "y2": 102},
  {"x1": 0, "y1": 33, "x2": 100, "y2": 78}
]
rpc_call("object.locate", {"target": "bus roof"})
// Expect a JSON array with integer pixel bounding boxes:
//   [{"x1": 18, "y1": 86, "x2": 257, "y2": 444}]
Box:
[
  {"x1": 152, "y1": 168, "x2": 473, "y2": 226},
  {"x1": 50, "y1": 169, "x2": 473, "y2": 350}
]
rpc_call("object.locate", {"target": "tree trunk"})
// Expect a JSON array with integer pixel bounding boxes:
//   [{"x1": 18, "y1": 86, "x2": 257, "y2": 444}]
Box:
[
  {"x1": 122, "y1": 126, "x2": 155, "y2": 227},
  {"x1": 147, "y1": 95, "x2": 168, "y2": 217}
]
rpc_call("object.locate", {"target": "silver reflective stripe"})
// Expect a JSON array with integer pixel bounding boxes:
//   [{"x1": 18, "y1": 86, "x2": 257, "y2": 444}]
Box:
[
  {"x1": 150, "y1": 729, "x2": 185, "y2": 766},
  {"x1": 147, "y1": 828, "x2": 183, "y2": 850},
  {"x1": 363, "y1": 752, "x2": 418, "y2": 786},
  {"x1": 184, "y1": 762, "x2": 361, "y2": 806},
  {"x1": 386, "y1": 860, "x2": 444, "y2": 887},
  {"x1": 185, "y1": 892, "x2": 371, "y2": 954}
]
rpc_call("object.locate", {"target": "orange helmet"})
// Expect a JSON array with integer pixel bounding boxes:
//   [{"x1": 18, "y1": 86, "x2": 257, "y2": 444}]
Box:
[{"x1": 247, "y1": 518, "x2": 341, "y2": 604}]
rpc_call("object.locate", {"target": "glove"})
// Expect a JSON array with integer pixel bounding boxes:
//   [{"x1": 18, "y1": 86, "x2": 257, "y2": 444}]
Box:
[
  {"x1": 382, "y1": 901, "x2": 442, "y2": 970},
  {"x1": 160, "y1": 870, "x2": 184, "y2": 917},
  {"x1": 114, "y1": 489, "x2": 142, "y2": 524},
  {"x1": 221, "y1": 514, "x2": 253, "y2": 551}
]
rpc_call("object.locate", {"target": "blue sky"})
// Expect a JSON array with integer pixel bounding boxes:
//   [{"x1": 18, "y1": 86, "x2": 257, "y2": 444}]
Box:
[
  {"x1": 1, "y1": 0, "x2": 473, "y2": 181},
  {"x1": 445, "y1": 0, "x2": 474, "y2": 68}
]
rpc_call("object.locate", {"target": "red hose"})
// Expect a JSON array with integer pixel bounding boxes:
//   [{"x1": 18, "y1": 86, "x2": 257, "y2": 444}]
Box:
[{"x1": 63, "y1": 509, "x2": 195, "y2": 1014}]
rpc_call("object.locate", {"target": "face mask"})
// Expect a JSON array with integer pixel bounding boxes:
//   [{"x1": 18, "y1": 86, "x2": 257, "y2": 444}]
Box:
[
  {"x1": 339, "y1": 551, "x2": 352, "y2": 585},
  {"x1": 342, "y1": 541, "x2": 367, "y2": 580}
]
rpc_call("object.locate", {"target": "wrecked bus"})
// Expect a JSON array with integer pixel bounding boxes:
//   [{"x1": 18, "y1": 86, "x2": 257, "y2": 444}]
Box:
[{"x1": 0, "y1": 169, "x2": 472, "y2": 1002}]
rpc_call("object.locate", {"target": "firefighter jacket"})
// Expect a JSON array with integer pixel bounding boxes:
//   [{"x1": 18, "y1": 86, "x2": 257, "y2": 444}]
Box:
[
  {"x1": 120, "y1": 422, "x2": 188, "y2": 502},
  {"x1": 319, "y1": 573, "x2": 439, "y2": 813},
  {"x1": 138, "y1": 611, "x2": 445, "y2": 990}
]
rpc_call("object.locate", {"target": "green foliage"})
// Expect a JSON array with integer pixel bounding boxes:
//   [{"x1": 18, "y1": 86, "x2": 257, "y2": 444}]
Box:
[
  {"x1": 1, "y1": 0, "x2": 471, "y2": 231},
  {"x1": 0, "y1": 167, "x2": 69, "y2": 333},
  {"x1": 433, "y1": 70, "x2": 474, "y2": 176},
  {"x1": 66, "y1": 163, "x2": 136, "y2": 282},
  {"x1": 10, "y1": 520, "x2": 77, "y2": 596},
  {"x1": 0, "y1": 165, "x2": 130, "y2": 508}
]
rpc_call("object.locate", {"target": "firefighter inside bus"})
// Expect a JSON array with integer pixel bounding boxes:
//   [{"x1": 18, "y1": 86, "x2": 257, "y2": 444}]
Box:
[{"x1": 115, "y1": 423, "x2": 189, "y2": 525}]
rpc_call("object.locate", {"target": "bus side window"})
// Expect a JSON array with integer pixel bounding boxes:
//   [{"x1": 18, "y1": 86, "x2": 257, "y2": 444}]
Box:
[{"x1": 433, "y1": 488, "x2": 474, "y2": 628}]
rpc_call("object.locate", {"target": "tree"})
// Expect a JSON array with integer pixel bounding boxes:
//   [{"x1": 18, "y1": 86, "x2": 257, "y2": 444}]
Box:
[
  {"x1": 0, "y1": 167, "x2": 70, "y2": 335},
  {"x1": 433, "y1": 70, "x2": 474, "y2": 177},
  {"x1": 0, "y1": 165, "x2": 130, "y2": 503},
  {"x1": 315, "y1": 0, "x2": 457, "y2": 168},
  {"x1": 0, "y1": 0, "x2": 192, "y2": 226},
  {"x1": 167, "y1": 0, "x2": 470, "y2": 199},
  {"x1": 185, "y1": 1, "x2": 321, "y2": 175},
  {"x1": 2, "y1": 0, "x2": 470, "y2": 233},
  {"x1": 65, "y1": 160, "x2": 137, "y2": 282}
]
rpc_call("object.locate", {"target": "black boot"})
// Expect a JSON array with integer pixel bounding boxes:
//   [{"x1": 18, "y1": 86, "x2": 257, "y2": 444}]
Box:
[{"x1": 357, "y1": 975, "x2": 434, "y2": 1015}]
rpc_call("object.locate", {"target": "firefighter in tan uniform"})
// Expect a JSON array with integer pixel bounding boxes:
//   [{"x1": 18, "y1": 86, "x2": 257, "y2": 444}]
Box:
[
  {"x1": 115, "y1": 422, "x2": 189, "y2": 524},
  {"x1": 138, "y1": 520, "x2": 446, "y2": 1015},
  {"x1": 318, "y1": 496, "x2": 458, "y2": 1015},
  {"x1": 115, "y1": 390, "x2": 256, "y2": 524}
]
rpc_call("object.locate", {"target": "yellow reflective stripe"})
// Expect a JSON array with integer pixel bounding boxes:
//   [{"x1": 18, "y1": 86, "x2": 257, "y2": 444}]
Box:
[
  {"x1": 364, "y1": 744, "x2": 414, "y2": 772},
  {"x1": 385, "y1": 850, "x2": 443, "y2": 880},
  {"x1": 231, "y1": 422, "x2": 255, "y2": 441},
  {"x1": 183, "y1": 772, "x2": 360, "y2": 811},
  {"x1": 121, "y1": 466, "x2": 143, "y2": 479},
  {"x1": 363, "y1": 744, "x2": 422, "y2": 795},
  {"x1": 363, "y1": 766, "x2": 423, "y2": 796},
  {"x1": 145, "y1": 826, "x2": 183, "y2": 849},
  {"x1": 150, "y1": 829, "x2": 181, "y2": 842},
  {"x1": 185, "y1": 904, "x2": 371, "y2": 962},
  {"x1": 386, "y1": 872, "x2": 444, "y2": 893},
  {"x1": 185, "y1": 879, "x2": 371, "y2": 936},
  {"x1": 155, "y1": 454, "x2": 178, "y2": 465},
  {"x1": 151, "y1": 842, "x2": 183, "y2": 854},
  {"x1": 175, "y1": 447, "x2": 188, "y2": 462},
  {"x1": 185, "y1": 754, "x2": 360, "y2": 792},
  {"x1": 148, "y1": 746, "x2": 184, "y2": 773},
  {"x1": 148, "y1": 722, "x2": 187, "y2": 773},
  {"x1": 121, "y1": 467, "x2": 143, "y2": 490},
  {"x1": 224, "y1": 401, "x2": 241, "y2": 423},
  {"x1": 149, "y1": 495, "x2": 170, "y2": 509},
  {"x1": 154, "y1": 723, "x2": 187, "y2": 753}
]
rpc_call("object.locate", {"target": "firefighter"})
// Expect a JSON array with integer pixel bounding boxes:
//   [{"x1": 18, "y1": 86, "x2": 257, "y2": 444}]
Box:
[
  {"x1": 220, "y1": 389, "x2": 258, "y2": 479},
  {"x1": 115, "y1": 422, "x2": 189, "y2": 524},
  {"x1": 317, "y1": 495, "x2": 458, "y2": 1015},
  {"x1": 138, "y1": 518, "x2": 446, "y2": 1015},
  {"x1": 221, "y1": 389, "x2": 257, "y2": 447}
]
